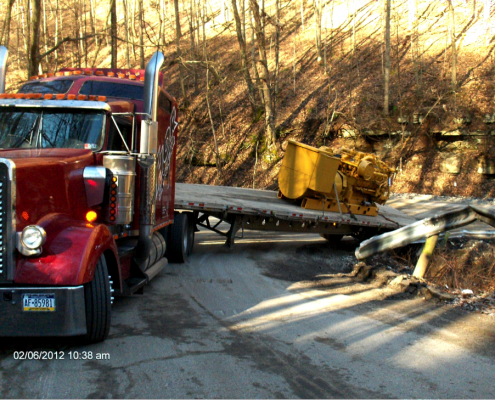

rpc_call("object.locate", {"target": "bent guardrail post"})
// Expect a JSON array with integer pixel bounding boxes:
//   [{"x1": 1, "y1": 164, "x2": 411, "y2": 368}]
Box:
[
  {"x1": 413, "y1": 234, "x2": 439, "y2": 278},
  {"x1": 355, "y1": 206, "x2": 478, "y2": 260}
]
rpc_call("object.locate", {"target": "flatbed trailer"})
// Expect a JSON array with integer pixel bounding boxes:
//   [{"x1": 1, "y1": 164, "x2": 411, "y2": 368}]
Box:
[{"x1": 175, "y1": 183, "x2": 416, "y2": 247}]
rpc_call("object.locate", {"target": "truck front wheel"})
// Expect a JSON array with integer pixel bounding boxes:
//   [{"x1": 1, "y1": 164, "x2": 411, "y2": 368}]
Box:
[
  {"x1": 167, "y1": 212, "x2": 193, "y2": 263},
  {"x1": 84, "y1": 255, "x2": 111, "y2": 343}
]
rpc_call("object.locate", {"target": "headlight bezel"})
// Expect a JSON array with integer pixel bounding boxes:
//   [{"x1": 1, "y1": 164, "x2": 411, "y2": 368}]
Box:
[{"x1": 20, "y1": 225, "x2": 47, "y2": 250}]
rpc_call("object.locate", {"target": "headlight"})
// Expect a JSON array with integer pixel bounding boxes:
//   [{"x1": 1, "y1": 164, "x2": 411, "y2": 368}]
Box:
[{"x1": 21, "y1": 225, "x2": 46, "y2": 250}]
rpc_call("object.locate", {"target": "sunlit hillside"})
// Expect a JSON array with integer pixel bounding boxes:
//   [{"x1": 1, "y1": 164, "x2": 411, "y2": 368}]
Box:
[{"x1": 1, "y1": 0, "x2": 495, "y2": 196}]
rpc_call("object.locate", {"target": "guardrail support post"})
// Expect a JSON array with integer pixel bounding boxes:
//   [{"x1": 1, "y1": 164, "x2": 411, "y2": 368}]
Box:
[{"x1": 413, "y1": 234, "x2": 439, "y2": 279}]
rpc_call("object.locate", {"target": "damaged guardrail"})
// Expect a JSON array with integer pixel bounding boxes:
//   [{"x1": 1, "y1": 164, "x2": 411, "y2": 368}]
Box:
[{"x1": 355, "y1": 205, "x2": 495, "y2": 260}]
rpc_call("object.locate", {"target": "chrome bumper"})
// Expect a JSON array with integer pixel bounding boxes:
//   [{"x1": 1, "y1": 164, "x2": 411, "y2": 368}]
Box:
[{"x1": 0, "y1": 286, "x2": 86, "y2": 336}]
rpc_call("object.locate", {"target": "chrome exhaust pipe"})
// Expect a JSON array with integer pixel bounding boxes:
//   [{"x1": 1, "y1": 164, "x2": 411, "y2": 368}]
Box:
[
  {"x1": 134, "y1": 51, "x2": 165, "y2": 270},
  {"x1": 143, "y1": 51, "x2": 165, "y2": 120},
  {"x1": 0, "y1": 46, "x2": 8, "y2": 94}
]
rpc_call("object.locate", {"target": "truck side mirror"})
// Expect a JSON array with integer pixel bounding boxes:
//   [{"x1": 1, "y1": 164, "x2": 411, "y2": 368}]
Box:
[{"x1": 140, "y1": 120, "x2": 158, "y2": 155}]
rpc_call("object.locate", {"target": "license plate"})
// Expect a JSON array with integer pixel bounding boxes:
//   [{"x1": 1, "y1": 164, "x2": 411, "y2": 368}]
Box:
[{"x1": 22, "y1": 294, "x2": 56, "y2": 312}]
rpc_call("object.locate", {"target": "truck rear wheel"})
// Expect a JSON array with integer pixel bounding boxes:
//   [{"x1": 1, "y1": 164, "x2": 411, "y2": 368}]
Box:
[
  {"x1": 84, "y1": 255, "x2": 111, "y2": 343},
  {"x1": 167, "y1": 213, "x2": 193, "y2": 263}
]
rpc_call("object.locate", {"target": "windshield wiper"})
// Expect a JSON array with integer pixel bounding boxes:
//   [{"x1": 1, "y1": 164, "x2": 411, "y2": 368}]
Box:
[{"x1": 12, "y1": 116, "x2": 39, "y2": 148}]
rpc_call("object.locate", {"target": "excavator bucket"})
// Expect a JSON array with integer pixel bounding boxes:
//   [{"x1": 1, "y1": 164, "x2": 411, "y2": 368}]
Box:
[{"x1": 278, "y1": 140, "x2": 341, "y2": 200}]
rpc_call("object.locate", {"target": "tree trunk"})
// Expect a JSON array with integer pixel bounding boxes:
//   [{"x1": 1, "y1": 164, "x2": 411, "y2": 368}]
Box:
[
  {"x1": 231, "y1": 0, "x2": 257, "y2": 114},
  {"x1": 28, "y1": 0, "x2": 42, "y2": 78},
  {"x1": 274, "y1": 0, "x2": 280, "y2": 108},
  {"x1": 174, "y1": 0, "x2": 187, "y2": 102},
  {"x1": 202, "y1": 0, "x2": 221, "y2": 176},
  {"x1": 448, "y1": 0, "x2": 456, "y2": 91},
  {"x1": 111, "y1": 0, "x2": 118, "y2": 68},
  {"x1": 314, "y1": 0, "x2": 322, "y2": 62},
  {"x1": 250, "y1": 8, "x2": 264, "y2": 105},
  {"x1": 383, "y1": 0, "x2": 391, "y2": 117},
  {"x1": 1, "y1": 0, "x2": 16, "y2": 48},
  {"x1": 139, "y1": 0, "x2": 144, "y2": 68},
  {"x1": 123, "y1": 0, "x2": 130, "y2": 68},
  {"x1": 189, "y1": 0, "x2": 197, "y2": 92},
  {"x1": 249, "y1": 0, "x2": 276, "y2": 149}
]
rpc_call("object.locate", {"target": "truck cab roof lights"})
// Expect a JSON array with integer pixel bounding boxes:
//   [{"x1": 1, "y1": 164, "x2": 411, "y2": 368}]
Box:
[
  {"x1": 63, "y1": 71, "x2": 72, "y2": 76},
  {"x1": 43, "y1": 94, "x2": 54, "y2": 100},
  {"x1": 88, "y1": 95, "x2": 96, "y2": 101},
  {"x1": 55, "y1": 72, "x2": 64, "y2": 77},
  {"x1": 77, "y1": 94, "x2": 87, "y2": 100},
  {"x1": 97, "y1": 96, "x2": 107, "y2": 102},
  {"x1": 46, "y1": 73, "x2": 54, "y2": 77},
  {"x1": 15, "y1": 93, "x2": 25, "y2": 99},
  {"x1": 139, "y1": 76, "x2": 145, "y2": 82},
  {"x1": 117, "y1": 73, "x2": 125, "y2": 79},
  {"x1": 96, "y1": 71, "x2": 104, "y2": 76},
  {"x1": 129, "y1": 75, "x2": 136, "y2": 80},
  {"x1": 55, "y1": 94, "x2": 65, "y2": 99},
  {"x1": 73, "y1": 70, "x2": 83, "y2": 75},
  {"x1": 30, "y1": 76, "x2": 39, "y2": 80},
  {"x1": 107, "y1": 72, "x2": 115, "y2": 77},
  {"x1": 67, "y1": 94, "x2": 76, "y2": 100}
]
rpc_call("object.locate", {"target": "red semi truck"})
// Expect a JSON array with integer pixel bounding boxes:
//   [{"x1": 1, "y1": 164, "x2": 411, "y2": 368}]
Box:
[{"x1": 0, "y1": 47, "x2": 195, "y2": 342}]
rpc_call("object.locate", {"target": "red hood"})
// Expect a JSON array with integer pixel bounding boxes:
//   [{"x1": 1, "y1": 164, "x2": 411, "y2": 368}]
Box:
[{"x1": 0, "y1": 149, "x2": 95, "y2": 229}]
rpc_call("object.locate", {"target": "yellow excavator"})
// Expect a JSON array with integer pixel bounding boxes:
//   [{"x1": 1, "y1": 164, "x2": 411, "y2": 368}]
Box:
[{"x1": 278, "y1": 140, "x2": 395, "y2": 216}]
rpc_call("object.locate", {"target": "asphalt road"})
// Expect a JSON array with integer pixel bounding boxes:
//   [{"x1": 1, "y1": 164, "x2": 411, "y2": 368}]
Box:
[{"x1": 1, "y1": 221, "x2": 495, "y2": 398}]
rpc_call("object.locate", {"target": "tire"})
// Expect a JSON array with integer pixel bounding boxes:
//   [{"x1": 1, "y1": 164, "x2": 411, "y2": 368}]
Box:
[
  {"x1": 354, "y1": 228, "x2": 378, "y2": 243},
  {"x1": 187, "y1": 214, "x2": 195, "y2": 256},
  {"x1": 320, "y1": 234, "x2": 344, "y2": 242},
  {"x1": 84, "y1": 255, "x2": 111, "y2": 343},
  {"x1": 167, "y1": 212, "x2": 190, "y2": 263}
]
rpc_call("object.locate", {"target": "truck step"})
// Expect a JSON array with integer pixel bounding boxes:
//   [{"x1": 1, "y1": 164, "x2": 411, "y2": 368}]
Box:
[{"x1": 123, "y1": 277, "x2": 147, "y2": 295}]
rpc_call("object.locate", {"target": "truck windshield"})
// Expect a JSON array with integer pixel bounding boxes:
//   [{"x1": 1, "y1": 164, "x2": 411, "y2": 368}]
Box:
[{"x1": 0, "y1": 109, "x2": 105, "y2": 150}]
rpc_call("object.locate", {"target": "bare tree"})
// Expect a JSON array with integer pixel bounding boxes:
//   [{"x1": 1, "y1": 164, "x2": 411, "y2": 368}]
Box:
[
  {"x1": 123, "y1": 0, "x2": 130, "y2": 68},
  {"x1": 231, "y1": 0, "x2": 258, "y2": 115},
  {"x1": 383, "y1": 0, "x2": 391, "y2": 116},
  {"x1": 249, "y1": 0, "x2": 276, "y2": 149},
  {"x1": 28, "y1": 0, "x2": 42, "y2": 77},
  {"x1": 1, "y1": 0, "x2": 16, "y2": 48},
  {"x1": 139, "y1": 0, "x2": 144, "y2": 68},
  {"x1": 314, "y1": 0, "x2": 322, "y2": 62},
  {"x1": 174, "y1": 0, "x2": 187, "y2": 102},
  {"x1": 448, "y1": 0, "x2": 457, "y2": 91},
  {"x1": 110, "y1": 0, "x2": 118, "y2": 68}
]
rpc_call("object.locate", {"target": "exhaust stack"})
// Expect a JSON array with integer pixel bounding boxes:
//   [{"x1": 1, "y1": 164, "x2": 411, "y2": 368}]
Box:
[
  {"x1": 0, "y1": 46, "x2": 8, "y2": 94},
  {"x1": 134, "y1": 51, "x2": 165, "y2": 271}
]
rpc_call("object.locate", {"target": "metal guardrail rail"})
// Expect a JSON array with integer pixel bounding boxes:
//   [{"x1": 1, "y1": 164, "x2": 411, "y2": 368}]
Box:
[{"x1": 355, "y1": 205, "x2": 495, "y2": 260}]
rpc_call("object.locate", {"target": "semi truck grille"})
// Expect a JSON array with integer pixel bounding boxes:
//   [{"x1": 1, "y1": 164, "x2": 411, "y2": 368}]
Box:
[{"x1": 0, "y1": 159, "x2": 16, "y2": 283}]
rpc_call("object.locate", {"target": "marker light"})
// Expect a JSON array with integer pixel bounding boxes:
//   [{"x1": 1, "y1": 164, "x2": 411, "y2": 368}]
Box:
[
  {"x1": 86, "y1": 211, "x2": 97, "y2": 222},
  {"x1": 21, "y1": 225, "x2": 46, "y2": 250},
  {"x1": 21, "y1": 211, "x2": 29, "y2": 221}
]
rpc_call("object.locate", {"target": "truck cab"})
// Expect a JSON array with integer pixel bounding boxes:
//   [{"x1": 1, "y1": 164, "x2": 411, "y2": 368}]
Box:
[{"x1": 0, "y1": 47, "x2": 194, "y2": 342}]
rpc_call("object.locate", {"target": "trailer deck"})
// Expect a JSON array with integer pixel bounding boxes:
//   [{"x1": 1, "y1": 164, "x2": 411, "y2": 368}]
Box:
[{"x1": 175, "y1": 183, "x2": 416, "y2": 247}]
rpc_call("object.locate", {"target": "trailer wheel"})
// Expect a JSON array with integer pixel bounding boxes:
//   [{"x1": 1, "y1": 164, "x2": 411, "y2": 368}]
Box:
[
  {"x1": 187, "y1": 214, "x2": 195, "y2": 256},
  {"x1": 354, "y1": 228, "x2": 378, "y2": 243},
  {"x1": 84, "y1": 255, "x2": 111, "y2": 343},
  {"x1": 320, "y1": 234, "x2": 344, "y2": 242},
  {"x1": 167, "y1": 212, "x2": 190, "y2": 263}
]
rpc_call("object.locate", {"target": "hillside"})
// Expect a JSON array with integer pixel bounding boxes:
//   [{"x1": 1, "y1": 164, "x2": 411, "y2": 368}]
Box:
[{"x1": 2, "y1": 0, "x2": 495, "y2": 197}]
